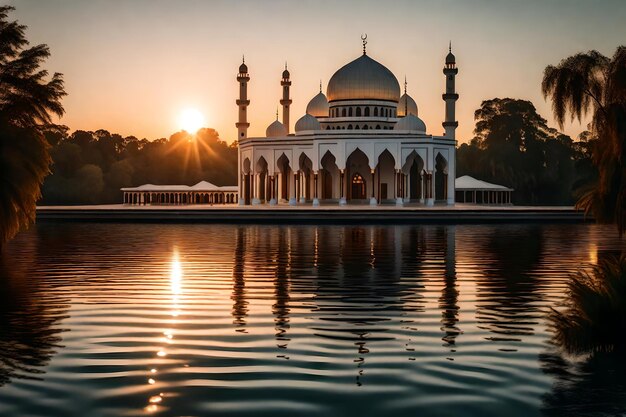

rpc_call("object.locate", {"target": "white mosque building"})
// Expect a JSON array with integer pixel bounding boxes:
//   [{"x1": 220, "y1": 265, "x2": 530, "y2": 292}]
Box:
[{"x1": 237, "y1": 38, "x2": 459, "y2": 206}]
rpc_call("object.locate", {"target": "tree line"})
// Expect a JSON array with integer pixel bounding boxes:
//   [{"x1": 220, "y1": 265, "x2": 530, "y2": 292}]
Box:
[
  {"x1": 40, "y1": 127, "x2": 238, "y2": 205},
  {"x1": 456, "y1": 97, "x2": 596, "y2": 205}
]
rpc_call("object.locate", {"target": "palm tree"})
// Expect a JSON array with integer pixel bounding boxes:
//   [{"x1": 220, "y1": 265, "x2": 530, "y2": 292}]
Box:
[
  {"x1": 542, "y1": 47, "x2": 626, "y2": 232},
  {"x1": 549, "y1": 255, "x2": 626, "y2": 354},
  {"x1": 0, "y1": 6, "x2": 66, "y2": 249}
]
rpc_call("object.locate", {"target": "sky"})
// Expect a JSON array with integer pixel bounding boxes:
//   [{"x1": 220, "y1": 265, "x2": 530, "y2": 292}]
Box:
[{"x1": 8, "y1": 0, "x2": 626, "y2": 144}]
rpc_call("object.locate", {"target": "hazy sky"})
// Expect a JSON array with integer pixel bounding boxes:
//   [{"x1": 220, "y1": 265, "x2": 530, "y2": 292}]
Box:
[{"x1": 8, "y1": 0, "x2": 626, "y2": 143}]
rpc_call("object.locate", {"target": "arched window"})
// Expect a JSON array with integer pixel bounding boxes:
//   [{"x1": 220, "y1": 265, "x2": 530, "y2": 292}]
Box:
[
  {"x1": 326, "y1": 126, "x2": 330, "y2": 130},
  {"x1": 364, "y1": 107, "x2": 370, "y2": 116},
  {"x1": 342, "y1": 108, "x2": 346, "y2": 117},
  {"x1": 363, "y1": 125, "x2": 368, "y2": 130},
  {"x1": 385, "y1": 108, "x2": 388, "y2": 117},
  {"x1": 348, "y1": 107, "x2": 353, "y2": 117},
  {"x1": 355, "y1": 125, "x2": 360, "y2": 130},
  {"x1": 356, "y1": 107, "x2": 362, "y2": 117},
  {"x1": 348, "y1": 124, "x2": 353, "y2": 129},
  {"x1": 374, "y1": 107, "x2": 378, "y2": 117},
  {"x1": 376, "y1": 124, "x2": 381, "y2": 129}
]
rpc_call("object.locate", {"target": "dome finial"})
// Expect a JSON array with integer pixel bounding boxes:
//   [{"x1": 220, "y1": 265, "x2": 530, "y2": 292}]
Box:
[
  {"x1": 285, "y1": 61, "x2": 287, "y2": 70},
  {"x1": 404, "y1": 76, "x2": 407, "y2": 95},
  {"x1": 242, "y1": 54, "x2": 245, "y2": 64},
  {"x1": 319, "y1": 79, "x2": 322, "y2": 93},
  {"x1": 276, "y1": 107, "x2": 279, "y2": 120},
  {"x1": 449, "y1": 41, "x2": 452, "y2": 53},
  {"x1": 361, "y1": 34, "x2": 368, "y2": 55}
]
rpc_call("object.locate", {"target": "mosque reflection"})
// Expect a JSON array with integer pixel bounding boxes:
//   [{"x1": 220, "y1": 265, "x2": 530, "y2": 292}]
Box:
[{"x1": 230, "y1": 224, "x2": 547, "y2": 355}]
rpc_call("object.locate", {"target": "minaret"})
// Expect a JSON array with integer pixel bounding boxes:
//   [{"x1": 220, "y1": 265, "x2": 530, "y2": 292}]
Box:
[
  {"x1": 236, "y1": 56, "x2": 250, "y2": 140},
  {"x1": 442, "y1": 42, "x2": 459, "y2": 139},
  {"x1": 280, "y1": 63, "x2": 292, "y2": 134}
]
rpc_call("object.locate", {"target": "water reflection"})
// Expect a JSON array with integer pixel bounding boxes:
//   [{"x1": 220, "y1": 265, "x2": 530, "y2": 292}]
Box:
[
  {"x1": 0, "y1": 223, "x2": 624, "y2": 417},
  {"x1": 0, "y1": 252, "x2": 67, "y2": 386}
]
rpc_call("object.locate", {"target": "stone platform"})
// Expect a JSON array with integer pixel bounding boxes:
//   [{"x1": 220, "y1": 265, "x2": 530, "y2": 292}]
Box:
[{"x1": 36, "y1": 204, "x2": 588, "y2": 224}]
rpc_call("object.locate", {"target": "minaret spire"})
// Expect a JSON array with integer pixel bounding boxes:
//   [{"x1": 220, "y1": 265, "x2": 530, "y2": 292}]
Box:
[
  {"x1": 280, "y1": 62, "x2": 292, "y2": 133},
  {"x1": 404, "y1": 76, "x2": 408, "y2": 116},
  {"x1": 442, "y1": 44, "x2": 459, "y2": 139},
  {"x1": 236, "y1": 57, "x2": 250, "y2": 140}
]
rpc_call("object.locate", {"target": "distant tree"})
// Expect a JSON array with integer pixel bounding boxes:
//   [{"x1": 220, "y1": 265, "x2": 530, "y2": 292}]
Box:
[
  {"x1": 40, "y1": 126, "x2": 238, "y2": 205},
  {"x1": 0, "y1": 6, "x2": 66, "y2": 248},
  {"x1": 457, "y1": 98, "x2": 579, "y2": 205},
  {"x1": 542, "y1": 47, "x2": 626, "y2": 232}
]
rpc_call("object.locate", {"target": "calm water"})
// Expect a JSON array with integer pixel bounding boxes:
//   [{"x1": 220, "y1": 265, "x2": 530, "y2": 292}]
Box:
[{"x1": 1, "y1": 223, "x2": 625, "y2": 417}]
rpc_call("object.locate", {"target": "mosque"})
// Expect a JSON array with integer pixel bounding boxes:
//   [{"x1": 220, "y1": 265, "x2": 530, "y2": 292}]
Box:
[{"x1": 237, "y1": 37, "x2": 458, "y2": 206}]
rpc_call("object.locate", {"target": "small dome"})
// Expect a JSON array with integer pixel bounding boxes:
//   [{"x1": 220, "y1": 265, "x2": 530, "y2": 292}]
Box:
[
  {"x1": 327, "y1": 54, "x2": 400, "y2": 102},
  {"x1": 446, "y1": 52, "x2": 456, "y2": 64},
  {"x1": 295, "y1": 114, "x2": 321, "y2": 132},
  {"x1": 394, "y1": 114, "x2": 426, "y2": 132},
  {"x1": 282, "y1": 68, "x2": 290, "y2": 79},
  {"x1": 397, "y1": 93, "x2": 418, "y2": 117},
  {"x1": 239, "y1": 62, "x2": 248, "y2": 73},
  {"x1": 306, "y1": 92, "x2": 329, "y2": 118},
  {"x1": 266, "y1": 119, "x2": 287, "y2": 137}
]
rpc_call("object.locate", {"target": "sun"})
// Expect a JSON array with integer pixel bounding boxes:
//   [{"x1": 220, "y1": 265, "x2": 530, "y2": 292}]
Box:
[{"x1": 178, "y1": 108, "x2": 205, "y2": 133}]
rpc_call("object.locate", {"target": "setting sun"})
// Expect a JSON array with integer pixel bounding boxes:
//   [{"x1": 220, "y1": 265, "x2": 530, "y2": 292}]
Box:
[{"x1": 178, "y1": 108, "x2": 205, "y2": 133}]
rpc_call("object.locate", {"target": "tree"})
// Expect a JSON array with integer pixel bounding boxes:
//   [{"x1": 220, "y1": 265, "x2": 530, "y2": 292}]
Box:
[
  {"x1": 457, "y1": 98, "x2": 579, "y2": 205},
  {"x1": 542, "y1": 47, "x2": 626, "y2": 232},
  {"x1": 0, "y1": 6, "x2": 66, "y2": 248}
]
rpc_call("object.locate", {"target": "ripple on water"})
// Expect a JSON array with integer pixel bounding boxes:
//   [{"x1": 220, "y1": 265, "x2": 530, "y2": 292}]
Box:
[{"x1": 0, "y1": 223, "x2": 624, "y2": 417}]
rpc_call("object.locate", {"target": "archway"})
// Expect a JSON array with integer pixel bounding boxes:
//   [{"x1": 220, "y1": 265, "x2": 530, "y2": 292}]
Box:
[
  {"x1": 242, "y1": 157, "x2": 251, "y2": 205},
  {"x1": 277, "y1": 153, "x2": 292, "y2": 202},
  {"x1": 351, "y1": 173, "x2": 366, "y2": 199},
  {"x1": 256, "y1": 156, "x2": 268, "y2": 203},
  {"x1": 377, "y1": 150, "x2": 396, "y2": 201},
  {"x1": 299, "y1": 153, "x2": 313, "y2": 202},
  {"x1": 435, "y1": 153, "x2": 448, "y2": 202},
  {"x1": 320, "y1": 151, "x2": 339, "y2": 200},
  {"x1": 346, "y1": 148, "x2": 370, "y2": 201},
  {"x1": 402, "y1": 151, "x2": 425, "y2": 202}
]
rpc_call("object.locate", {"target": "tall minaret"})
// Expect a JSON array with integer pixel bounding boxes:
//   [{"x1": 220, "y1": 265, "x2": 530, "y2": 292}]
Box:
[
  {"x1": 280, "y1": 63, "x2": 292, "y2": 134},
  {"x1": 442, "y1": 42, "x2": 459, "y2": 139},
  {"x1": 236, "y1": 56, "x2": 250, "y2": 140}
]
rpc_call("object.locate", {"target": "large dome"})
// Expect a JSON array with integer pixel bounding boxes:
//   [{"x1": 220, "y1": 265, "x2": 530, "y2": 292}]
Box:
[{"x1": 327, "y1": 54, "x2": 401, "y2": 102}]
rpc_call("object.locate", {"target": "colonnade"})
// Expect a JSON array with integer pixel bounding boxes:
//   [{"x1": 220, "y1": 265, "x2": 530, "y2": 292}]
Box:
[
  {"x1": 456, "y1": 189, "x2": 512, "y2": 205},
  {"x1": 123, "y1": 191, "x2": 238, "y2": 206},
  {"x1": 240, "y1": 167, "x2": 450, "y2": 206}
]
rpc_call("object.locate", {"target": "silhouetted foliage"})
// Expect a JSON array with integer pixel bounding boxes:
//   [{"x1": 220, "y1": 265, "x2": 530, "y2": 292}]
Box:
[
  {"x1": 549, "y1": 255, "x2": 626, "y2": 354},
  {"x1": 457, "y1": 98, "x2": 594, "y2": 205},
  {"x1": 543, "y1": 46, "x2": 626, "y2": 232},
  {"x1": 40, "y1": 127, "x2": 238, "y2": 205},
  {"x1": 0, "y1": 6, "x2": 66, "y2": 248}
]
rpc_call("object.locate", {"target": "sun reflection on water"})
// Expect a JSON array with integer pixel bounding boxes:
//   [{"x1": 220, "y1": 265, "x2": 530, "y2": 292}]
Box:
[{"x1": 144, "y1": 249, "x2": 185, "y2": 414}]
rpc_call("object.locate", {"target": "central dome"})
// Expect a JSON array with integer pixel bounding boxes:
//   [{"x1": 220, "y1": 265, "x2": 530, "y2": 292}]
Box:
[{"x1": 327, "y1": 54, "x2": 401, "y2": 102}]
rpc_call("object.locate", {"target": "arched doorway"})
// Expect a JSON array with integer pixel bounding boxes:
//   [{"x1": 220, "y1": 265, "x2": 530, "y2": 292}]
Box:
[
  {"x1": 320, "y1": 151, "x2": 339, "y2": 200},
  {"x1": 256, "y1": 156, "x2": 268, "y2": 203},
  {"x1": 435, "y1": 153, "x2": 448, "y2": 202},
  {"x1": 277, "y1": 153, "x2": 292, "y2": 202},
  {"x1": 402, "y1": 151, "x2": 425, "y2": 202},
  {"x1": 346, "y1": 148, "x2": 371, "y2": 201},
  {"x1": 351, "y1": 173, "x2": 366, "y2": 199},
  {"x1": 242, "y1": 157, "x2": 251, "y2": 205}
]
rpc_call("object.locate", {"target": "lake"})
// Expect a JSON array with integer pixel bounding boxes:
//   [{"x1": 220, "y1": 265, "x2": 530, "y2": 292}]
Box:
[{"x1": 0, "y1": 223, "x2": 625, "y2": 417}]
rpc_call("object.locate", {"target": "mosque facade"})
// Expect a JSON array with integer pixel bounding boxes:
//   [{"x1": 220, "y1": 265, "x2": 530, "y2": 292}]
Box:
[{"x1": 237, "y1": 38, "x2": 458, "y2": 206}]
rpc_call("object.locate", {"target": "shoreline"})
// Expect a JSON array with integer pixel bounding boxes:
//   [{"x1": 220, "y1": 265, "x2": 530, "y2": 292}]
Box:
[{"x1": 36, "y1": 204, "x2": 588, "y2": 224}]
